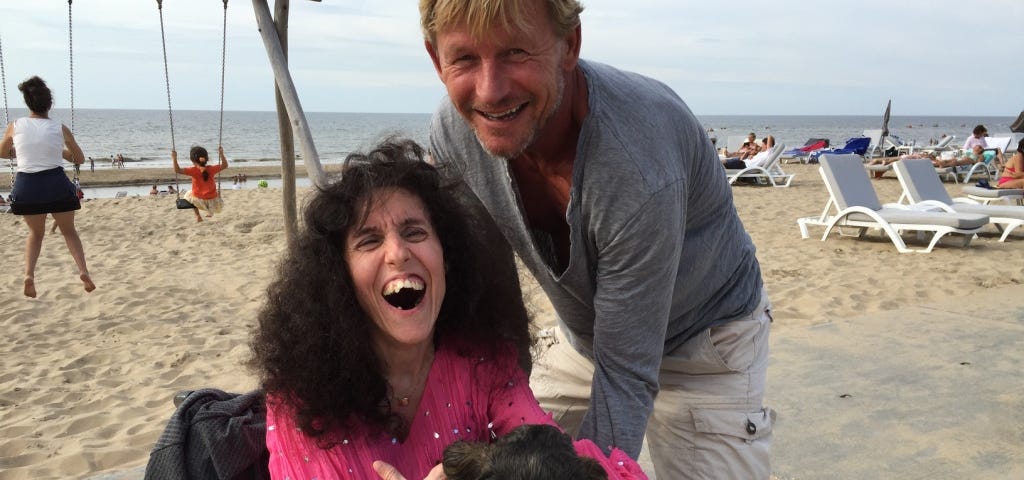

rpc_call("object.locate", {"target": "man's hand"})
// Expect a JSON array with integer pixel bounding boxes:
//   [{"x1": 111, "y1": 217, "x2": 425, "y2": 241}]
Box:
[{"x1": 373, "y1": 461, "x2": 446, "y2": 480}]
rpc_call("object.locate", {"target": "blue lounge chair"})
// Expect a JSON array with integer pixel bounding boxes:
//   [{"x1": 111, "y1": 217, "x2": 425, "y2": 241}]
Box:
[
  {"x1": 808, "y1": 137, "x2": 872, "y2": 163},
  {"x1": 782, "y1": 138, "x2": 830, "y2": 164}
]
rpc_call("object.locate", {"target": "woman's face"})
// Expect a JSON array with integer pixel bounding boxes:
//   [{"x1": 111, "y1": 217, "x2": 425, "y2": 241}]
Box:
[{"x1": 345, "y1": 188, "x2": 446, "y2": 352}]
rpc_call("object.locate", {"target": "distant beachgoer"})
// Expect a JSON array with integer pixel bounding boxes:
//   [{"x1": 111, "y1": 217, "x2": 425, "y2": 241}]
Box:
[
  {"x1": 722, "y1": 132, "x2": 761, "y2": 158},
  {"x1": 963, "y1": 125, "x2": 988, "y2": 151},
  {"x1": 0, "y1": 75, "x2": 95, "y2": 298},
  {"x1": 171, "y1": 145, "x2": 228, "y2": 223},
  {"x1": 89, "y1": 157, "x2": 95, "y2": 173},
  {"x1": 167, "y1": 185, "x2": 177, "y2": 194},
  {"x1": 232, "y1": 176, "x2": 241, "y2": 190},
  {"x1": 958, "y1": 144, "x2": 1003, "y2": 168},
  {"x1": 150, "y1": 184, "x2": 159, "y2": 196},
  {"x1": 996, "y1": 139, "x2": 1024, "y2": 189},
  {"x1": 722, "y1": 136, "x2": 775, "y2": 169}
]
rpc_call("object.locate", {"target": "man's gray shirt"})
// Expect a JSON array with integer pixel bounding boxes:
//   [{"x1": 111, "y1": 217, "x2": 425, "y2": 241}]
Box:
[{"x1": 428, "y1": 59, "x2": 763, "y2": 457}]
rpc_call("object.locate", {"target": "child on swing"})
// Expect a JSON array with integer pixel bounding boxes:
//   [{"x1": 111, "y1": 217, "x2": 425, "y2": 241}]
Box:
[{"x1": 171, "y1": 145, "x2": 228, "y2": 222}]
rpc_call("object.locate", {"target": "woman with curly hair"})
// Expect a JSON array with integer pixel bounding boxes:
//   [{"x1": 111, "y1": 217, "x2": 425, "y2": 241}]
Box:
[
  {"x1": 0, "y1": 75, "x2": 94, "y2": 298},
  {"x1": 250, "y1": 138, "x2": 547, "y2": 479}
]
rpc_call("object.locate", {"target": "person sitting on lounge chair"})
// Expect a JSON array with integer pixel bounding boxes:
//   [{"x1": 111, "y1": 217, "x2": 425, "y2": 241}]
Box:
[
  {"x1": 996, "y1": 139, "x2": 1024, "y2": 189},
  {"x1": 963, "y1": 125, "x2": 988, "y2": 151},
  {"x1": 721, "y1": 132, "x2": 761, "y2": 158},
  {"x1": 960, "y1": 144, "x2": 1004, "y2": 167},
  {"x1": 722, "y1": 136, "x2": 774, "y2": 169}
]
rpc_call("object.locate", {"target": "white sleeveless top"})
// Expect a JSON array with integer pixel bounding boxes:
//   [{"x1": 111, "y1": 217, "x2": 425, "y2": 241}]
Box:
[{"x1": 13, "y1": 117, "x2": 65, "y2": 173}]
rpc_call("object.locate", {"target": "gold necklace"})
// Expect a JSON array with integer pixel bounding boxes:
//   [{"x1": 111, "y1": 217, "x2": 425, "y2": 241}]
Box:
[{"x1": 389, "y1": 351, "x2": 434, "y2": 408}]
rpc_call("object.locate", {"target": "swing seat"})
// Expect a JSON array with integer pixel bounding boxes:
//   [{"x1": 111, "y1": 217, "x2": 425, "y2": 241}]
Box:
[{"x1": 175, "y1": 198, "x2": 195, "y2": 209}]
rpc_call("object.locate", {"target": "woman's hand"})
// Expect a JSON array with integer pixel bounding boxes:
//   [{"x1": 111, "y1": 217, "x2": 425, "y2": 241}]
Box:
[{"x1": 372, "y1": 461, "x2": 446, "y2": 480}]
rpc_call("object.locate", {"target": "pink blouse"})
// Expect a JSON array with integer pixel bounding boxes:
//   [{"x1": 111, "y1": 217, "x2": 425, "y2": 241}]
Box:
[
  {"x1": 265, "y1": 342, "x2": 648, "y2": 479},
  {"x1": 266, "y1": 343, "x2": 557, "y2": 479},
  {"x1": 574, "y1": 439, "x2": 649, "y2": 480}
]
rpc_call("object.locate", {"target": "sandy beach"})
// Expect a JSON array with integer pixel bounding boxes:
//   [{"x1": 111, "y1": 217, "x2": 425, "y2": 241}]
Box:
[
  {"x1": 1, "y1": 165, "x2": 316, "y2": 189},
  {"x1": 1, "y1": 162, "x2": 1022, "y2": 479}
]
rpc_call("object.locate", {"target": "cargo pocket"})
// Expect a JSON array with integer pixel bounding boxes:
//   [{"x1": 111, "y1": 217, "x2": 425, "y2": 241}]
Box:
[{"x1": 690, "y1": 407, "x2": 774, "y2": 479}]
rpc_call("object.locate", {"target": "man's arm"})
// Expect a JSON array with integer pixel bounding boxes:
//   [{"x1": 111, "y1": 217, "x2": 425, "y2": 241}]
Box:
[{"x1": 579, "y1": 185, "x2": 685, "y2": 458}]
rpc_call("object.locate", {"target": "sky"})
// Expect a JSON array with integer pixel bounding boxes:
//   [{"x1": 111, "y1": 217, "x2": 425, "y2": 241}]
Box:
[{"x1": 0, "y1": 0, "x2": 1021, "y2": 116}]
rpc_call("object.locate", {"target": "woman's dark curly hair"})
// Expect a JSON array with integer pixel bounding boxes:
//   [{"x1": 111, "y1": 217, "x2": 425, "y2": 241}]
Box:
[
  {"x1": 18, "y1": 76, "x2": 53, "y2": 114},
  {"x1": 249, "y1": 137, "x2": 532, "y2": 443},
  {"x1": 443, "y1": 424, "x2": 608, "y2": 480}
]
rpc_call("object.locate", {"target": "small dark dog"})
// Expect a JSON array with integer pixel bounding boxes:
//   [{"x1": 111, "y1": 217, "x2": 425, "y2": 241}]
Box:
[{"x1": 443, "y1": 424, "x2": 607, "y2": 480}]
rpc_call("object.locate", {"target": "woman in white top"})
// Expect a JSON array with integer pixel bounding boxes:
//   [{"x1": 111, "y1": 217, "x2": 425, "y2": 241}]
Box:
[{"x1": 0, "y1": 76, "x2": 94, "y2": 298}]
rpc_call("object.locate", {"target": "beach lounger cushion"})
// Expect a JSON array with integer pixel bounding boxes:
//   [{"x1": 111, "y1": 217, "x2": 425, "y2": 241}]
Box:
[
  {"x1": 797, "y1": 154, "x2": 989, "y2": 253},
  {"x1": 961, "y1": 186, "x2": 1024, "y2": 199},
  {"x1": 847, "y1": 209, "x2": 987, "y2": 229},
  {"x1": 895, "y1": 159, "x2": 1024, "y2": 241}
]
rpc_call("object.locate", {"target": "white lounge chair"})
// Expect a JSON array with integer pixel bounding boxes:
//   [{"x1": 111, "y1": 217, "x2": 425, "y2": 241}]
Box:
[
  {"x1": 942, "y1": 136, "x2": 1011, "y2": 183},
  {"x1": 797, "y1": 154, "x2": 989, "y2": 253},
  {"x1": 910, "y1": 135, "x2": 956, "y2": 155},
  {"x1": 894, "y1": 158, "x2": 1024, "y2": 242},
  {"x1": 961, "y1": 185, "x2": 1024, "y2": 205},
  {"x1": 725, "y1": 143, "x2": 794, "y2": 187},
  {"x1": 862, "y1": 129, "x2": 884, "y2": 159},
  {"x1": 719, "y1": 135, "x2": 752, "y2": 159}
]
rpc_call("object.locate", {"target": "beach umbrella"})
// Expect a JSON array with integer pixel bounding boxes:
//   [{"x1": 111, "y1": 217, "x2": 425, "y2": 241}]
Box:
[
  {"x1": 881, "y1": 99, "x2": 891, "y2": 138},
  {"x1": 1011, "y1": 111, "x2": 1024, "y2": 133}
]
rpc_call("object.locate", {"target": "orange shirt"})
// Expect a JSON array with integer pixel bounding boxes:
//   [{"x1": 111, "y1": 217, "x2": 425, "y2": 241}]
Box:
[{"x1": 183, "y1": 164, "x2": 223, "y2": 200}]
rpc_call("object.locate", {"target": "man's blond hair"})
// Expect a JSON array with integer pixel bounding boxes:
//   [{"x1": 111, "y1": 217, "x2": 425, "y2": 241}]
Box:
[{"x1": 419, "y1": 0, "x2": 583, "y2": 44}]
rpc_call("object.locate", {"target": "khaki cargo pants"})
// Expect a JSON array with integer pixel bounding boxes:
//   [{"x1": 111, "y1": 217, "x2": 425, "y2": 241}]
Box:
[{"x1": 530, "y1": 290, "x2": 774, "y2": 480}]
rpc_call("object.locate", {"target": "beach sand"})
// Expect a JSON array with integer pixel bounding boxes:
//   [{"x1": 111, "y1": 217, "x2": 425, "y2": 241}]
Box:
[
  {"x1": 2, "y1": 165, "x2": 316, "y2": 189},
  {"x1": 1, "y1": 162, "x2": 1022, "y2": 479}
]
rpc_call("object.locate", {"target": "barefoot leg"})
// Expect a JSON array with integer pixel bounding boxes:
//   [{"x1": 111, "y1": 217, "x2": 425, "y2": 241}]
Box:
[
  {"x1": 52, "y1": 212, "x2": 94, "y2": 292},
  {"x1": 24, "y1": 277, "x2": 36, "y2": 298},
  {"x1": 80, "y1": 273, "x2": 96, "y2": 293},
  {"x1": 23, "y1": 214, "x2": 46, "y2": 298}
]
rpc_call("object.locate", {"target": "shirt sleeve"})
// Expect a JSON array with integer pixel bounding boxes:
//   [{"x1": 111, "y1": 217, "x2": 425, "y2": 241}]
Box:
[{"x1": 579, "y1": 183, "x2": 686, "y2": 458}]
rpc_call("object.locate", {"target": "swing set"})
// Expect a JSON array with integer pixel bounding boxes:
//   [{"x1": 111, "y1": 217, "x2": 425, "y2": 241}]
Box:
[
  {"x1": 157, "y1": 0, "x2": 230, "y2": 210},
  {"x1": 2, "y1": 0, "x2": 232, "y2": 212},
  {"x1": 1, "y1": 0, "x2": 81, "y2": 204}
]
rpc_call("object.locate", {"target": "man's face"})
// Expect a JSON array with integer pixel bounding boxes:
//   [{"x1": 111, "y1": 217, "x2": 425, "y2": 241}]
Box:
[{"x1": 426, "y1": 0, "x2": 579, "y2": 158}]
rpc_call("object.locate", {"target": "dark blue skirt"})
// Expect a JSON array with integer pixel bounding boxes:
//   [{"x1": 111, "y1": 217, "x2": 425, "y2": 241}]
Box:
[{"x1": 9, "y1": 167, "x2": 81, "y2": 215}]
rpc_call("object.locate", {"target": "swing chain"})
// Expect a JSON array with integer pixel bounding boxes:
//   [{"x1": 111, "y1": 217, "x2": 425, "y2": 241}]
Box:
[
  {"x1": 0, "y1": 33, "x2": 8, "y2": 127},
  {"x1": 156, "y1": 0, "x2": 175, "y2": 152},
  {"x1": 68, "y1": 0, "x2": 74, "y2": 135},
  {"x1": 1, "y1": 33, "x2": 13, "y2": 193},
  {"x1": 68, "y1": 0, "x2": 80, "y2": 184},
  {"x1": 219, "y1": 0, "x2": 227, "y2": 149},
  {"x1": 157, "y1": 0, "x2": 182, "y2": 198},
  {"x1": 217, "y1": 0, "x2": 228, "y2": 193}
]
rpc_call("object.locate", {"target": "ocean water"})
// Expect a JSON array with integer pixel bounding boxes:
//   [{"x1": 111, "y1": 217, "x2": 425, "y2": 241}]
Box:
[{"x1": 2, "y1": 108, "x2": 1017, "y2": 168}]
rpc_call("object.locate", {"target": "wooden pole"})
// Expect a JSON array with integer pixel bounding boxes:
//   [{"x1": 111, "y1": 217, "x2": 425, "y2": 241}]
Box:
[
  {"x1": 272, "y1": 0, "x2": 298, "y2": 243},
  {"x1": 251, "y1": 0, "x2": 326, "y2": 189}
]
